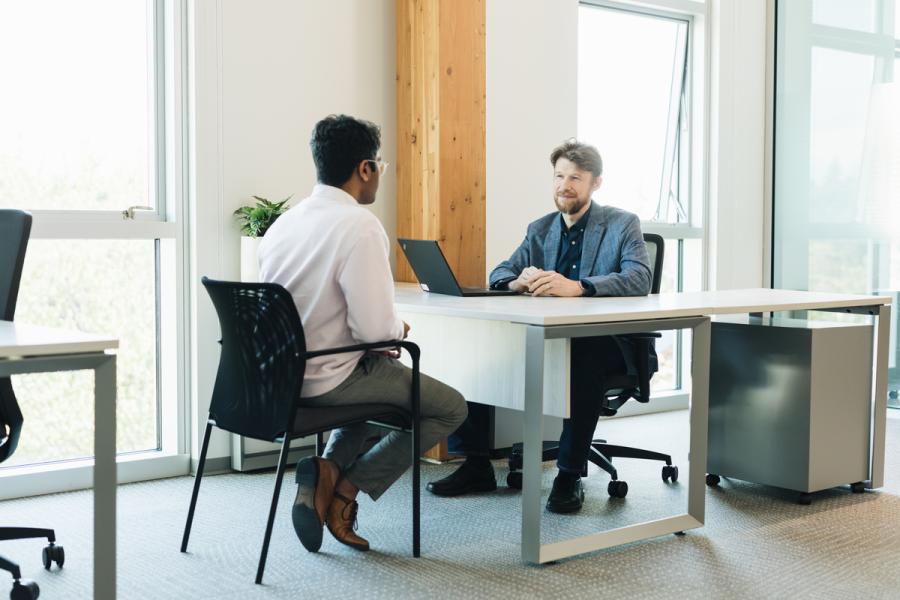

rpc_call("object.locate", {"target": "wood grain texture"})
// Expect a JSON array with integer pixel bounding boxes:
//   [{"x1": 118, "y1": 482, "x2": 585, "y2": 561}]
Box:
[{"x1": 396, "y1": 0, "x2": 486, "y2": 286}]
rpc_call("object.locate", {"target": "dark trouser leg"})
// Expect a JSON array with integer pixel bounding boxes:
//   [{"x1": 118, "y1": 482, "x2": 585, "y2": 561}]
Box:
[
  {"x1": 448, "y1": 401, "x2": 492, "y2": 457},
  {"x1": 556, "y1": 336, "x2": 626, "y2": 474}
]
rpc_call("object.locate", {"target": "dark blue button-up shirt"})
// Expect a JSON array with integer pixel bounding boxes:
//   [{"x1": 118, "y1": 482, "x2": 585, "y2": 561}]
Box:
[{"x1": 556, "y1": 204, "x2": 592, "y2": 281}]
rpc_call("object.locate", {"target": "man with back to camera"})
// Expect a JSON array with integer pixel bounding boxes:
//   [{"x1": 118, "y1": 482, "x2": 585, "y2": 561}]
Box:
[
  {"x1": 426, "y1": 139, "x2": 655, "y2": 513},
  {"x1": 258, "y1": 114, "x2": 467, "y2": 553}
]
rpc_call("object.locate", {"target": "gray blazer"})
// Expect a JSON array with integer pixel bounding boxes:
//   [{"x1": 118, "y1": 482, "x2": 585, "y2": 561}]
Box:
[{"x1": 489, "y1": 202, "x2": 652, "y2": 296}]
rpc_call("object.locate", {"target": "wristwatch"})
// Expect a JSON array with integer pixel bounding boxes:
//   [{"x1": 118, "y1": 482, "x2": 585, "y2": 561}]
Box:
[{"x1": 579, "y1": 278, "x2": 595, "y2": 297}]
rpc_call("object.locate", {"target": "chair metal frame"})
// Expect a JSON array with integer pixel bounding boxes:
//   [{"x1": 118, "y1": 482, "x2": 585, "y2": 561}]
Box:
[{"x1": 181, "y1": 277, "x2": 422, "y2": 585}]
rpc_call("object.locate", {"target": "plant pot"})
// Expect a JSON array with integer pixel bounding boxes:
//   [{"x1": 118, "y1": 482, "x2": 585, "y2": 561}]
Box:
[{"x1": 240, "y1": 235, "x2": 262, "y2": 282}]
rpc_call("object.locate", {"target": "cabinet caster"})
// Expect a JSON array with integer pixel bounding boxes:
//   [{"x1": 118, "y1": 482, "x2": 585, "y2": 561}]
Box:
[
  {"x1": 607, "y1": 480, "x2": 628, "y2": 498},
  {"x1": 662, "y1": 465, "x2": 679, "y2": 483},
  {"x1": 850, "y1": 482, "x2": 866, "y2": 494},
  {"x1": 674, "y1": 531, "x2": 686, "y2": 537},
  {"x1": 705, "y1": 473, "x2": 720, "y2": 487},
  {"x1": 798, "y1": 492, "x2": 812, "y2": 505},
  {"x1": 41, "y1": 544, "x2": 64, "y2": 570},
  {"x1": 10, "y1": 579, "x2": 40, "y2": 600},
  {"x1": 506, "y1": 471, "x2": 522, "y2": 489}
]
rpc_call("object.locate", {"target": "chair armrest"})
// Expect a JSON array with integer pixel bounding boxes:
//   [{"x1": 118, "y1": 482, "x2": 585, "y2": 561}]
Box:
[
  {"x1": 620, "y1": 332, "x2": 662, "y2": 341},
  {"x1": 305, "y1": 340, "x2": 403, "y2": 359},
  {"x1": 306, "y1": 340, "x2": 421, "y2": 361}
]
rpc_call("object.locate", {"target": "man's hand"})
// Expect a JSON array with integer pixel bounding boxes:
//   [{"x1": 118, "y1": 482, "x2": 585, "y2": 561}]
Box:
[
  {"x1": 509, "y1": 266, "x2": 544, "y2": 293},
  {"x1": 372, "y1": 321, "x2": 410, "y2": 359},
  {"x1": 528, "y1": 271, "x2": 583, "y2": 297}
]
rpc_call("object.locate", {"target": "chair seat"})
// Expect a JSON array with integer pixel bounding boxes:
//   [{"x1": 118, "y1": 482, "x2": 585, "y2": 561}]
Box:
[{"x1": 283, "y1": 403, "x2": 412, "y2": 440}]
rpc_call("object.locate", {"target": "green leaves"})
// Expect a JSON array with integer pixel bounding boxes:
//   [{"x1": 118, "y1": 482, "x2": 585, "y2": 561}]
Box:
[{"x1": 233, "y1": 194, "x2": 292, "y2": 238}]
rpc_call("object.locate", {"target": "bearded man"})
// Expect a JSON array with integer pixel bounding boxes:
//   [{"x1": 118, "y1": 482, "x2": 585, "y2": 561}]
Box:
[{"x1": 426, "y1": 139, "x2": 655, "y2": 513}]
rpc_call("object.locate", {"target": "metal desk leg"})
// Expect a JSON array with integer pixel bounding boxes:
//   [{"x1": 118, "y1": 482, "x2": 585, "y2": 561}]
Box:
[
  {"x1": 688, "y1": 318, "x2": 710, "y2": 521},
  {"x1": 94, "y1": 354, "x2": 117, "y2": 600},
  {"x1": 519, "y1": 316, "x2": 710, "y2": 564},
  {"x1": 521, "y1": 326, "x2": 545, "y2": 564},
  {"x1": 868, "y1": 304, "x2": 891, "y2": 489}
]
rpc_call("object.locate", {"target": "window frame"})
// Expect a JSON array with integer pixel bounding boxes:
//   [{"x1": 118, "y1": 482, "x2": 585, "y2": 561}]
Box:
[
  {"x1": 0, "y1": 0, "x2": 190, "y2": 497},
  {"x1": 578, "y1": 0, "x2": 709, "y2": 399}
]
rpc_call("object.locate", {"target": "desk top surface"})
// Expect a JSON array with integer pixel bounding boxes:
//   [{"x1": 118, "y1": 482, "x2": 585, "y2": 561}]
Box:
[
  {"x1": 394, "y1": 284, "x2": 891, "y2": 326},
  {"x1": 0, "y1": 321, "x2": 119, "y2": 358}
]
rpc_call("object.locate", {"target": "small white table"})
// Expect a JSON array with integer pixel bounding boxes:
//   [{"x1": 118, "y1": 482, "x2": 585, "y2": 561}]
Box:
[
  {"x1": 395, "y1": 285, "x2": 891, "y2": 564},
  {"x1": 0, "y1": 322, "x2": 118, "y2": 599}
]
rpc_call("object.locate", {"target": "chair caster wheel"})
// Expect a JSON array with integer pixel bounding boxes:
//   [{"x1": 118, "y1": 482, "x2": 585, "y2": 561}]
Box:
[
  {"x1": 506, "y1": 471, "x2": 522, "y2": 489},
  {"x1": 662, "y1": 465, "x2": 679, "y2": 483},
  {"x1": 41, "y1": 544, "x2": 64, "y2": 570},
  {"x1": 850, "y1": 482, "x2": 866, "y2": 494},
  {"x1": 11, "y1": 579, "x2": 40, "y2": 600},
  {"x1": 607, "y1": 480, "x2": 628, "y2": 498},
  {"x1": 798, "y1": 492, "x2": 812, "y2": 505},
  {"x1": 705, "y1": 474, "x2": 720, "y2": 487}
]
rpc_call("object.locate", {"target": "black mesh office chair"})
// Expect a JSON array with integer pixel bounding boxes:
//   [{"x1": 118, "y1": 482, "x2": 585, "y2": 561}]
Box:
[
  {"x1": 182, "y1": 277, "x2": 422, "y2": 585},
  {"x1": 507, "y1": 234, "x2": 674, "y2": 499},
  {"x1": 0, "y1": 210, "x2": 65, "y2": 600}
]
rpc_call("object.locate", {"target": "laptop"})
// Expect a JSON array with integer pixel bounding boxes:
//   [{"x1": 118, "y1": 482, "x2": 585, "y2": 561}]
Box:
[{"x1": 398, "y1": 239, "x2": 518, "y2": 297}]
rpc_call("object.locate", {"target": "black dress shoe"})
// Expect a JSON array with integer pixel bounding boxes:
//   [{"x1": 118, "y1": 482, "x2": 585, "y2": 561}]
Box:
[
  {"x1": 427, "y1": 460, "x2": 497, "y2": 496},
  {"x1": 546, "y1": 473, "x2": 584, "y2": 514}
]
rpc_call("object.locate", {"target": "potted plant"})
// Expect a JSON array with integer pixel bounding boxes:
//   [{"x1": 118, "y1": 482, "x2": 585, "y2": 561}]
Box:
[{"x1": 234, "y1": 195, "x2": 291, "y2": 281}]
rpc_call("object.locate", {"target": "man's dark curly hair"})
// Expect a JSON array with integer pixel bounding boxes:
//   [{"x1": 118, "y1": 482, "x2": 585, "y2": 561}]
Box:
[{"x1": 310, "y1": 114, "x2": 381, "y2": 187}]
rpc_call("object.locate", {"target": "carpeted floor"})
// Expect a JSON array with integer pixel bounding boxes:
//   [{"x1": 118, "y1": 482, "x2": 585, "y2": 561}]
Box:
[{"x1": 2, "y1": 411, "x2": 900, "y2": 599}]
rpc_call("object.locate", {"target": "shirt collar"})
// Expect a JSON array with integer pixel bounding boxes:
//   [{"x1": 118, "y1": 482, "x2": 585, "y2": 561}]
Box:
[
  {"x1": 560, "y1": 202, "x2": 593, "y2": 233},
  {"x1": 310, "y1": 183, "x2": 359, "y2": 206}
]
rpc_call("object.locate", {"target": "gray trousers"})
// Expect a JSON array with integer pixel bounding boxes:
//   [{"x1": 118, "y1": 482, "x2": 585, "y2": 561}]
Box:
[{"x1": 303, "y1": 352, "x2": 467, "y2": 500}]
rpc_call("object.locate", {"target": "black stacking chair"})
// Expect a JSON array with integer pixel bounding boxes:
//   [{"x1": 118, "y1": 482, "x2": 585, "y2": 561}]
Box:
[
  {"x1": 0, "y1": 210, "x2": 65, "y2": 600},
  {"x1": 182, "y1": 277, "x2": 422, "y2": 585},
  {"x1": 508, "y1": 234, "x2": 675, "y2": 498}
]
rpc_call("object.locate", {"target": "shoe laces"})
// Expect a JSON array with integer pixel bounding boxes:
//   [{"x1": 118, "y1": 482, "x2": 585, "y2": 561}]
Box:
[{"x1": 340, "y1": 498, "x2": 359, "y2": 532}]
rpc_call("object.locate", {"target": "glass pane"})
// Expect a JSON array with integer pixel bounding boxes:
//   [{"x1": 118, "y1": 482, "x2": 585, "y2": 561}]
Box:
[
  {"x1": 6, "y1": 240, "x2": 159, "y2": 466},
  {"x1": 0, "y1": 1, "x2": 151, "y2": 211},
  {"x1": 813, "y1": 0, "x2": 878, "y2": 33},
  {"x1": 578, "y1": 6, "x2": 689, "y2": 222},
  {"x1": 774, "y1": 2, "x2": 900, "y2": 408},
  {"x1": 809, "y1": 48, "x2": 875, "y2": 225}
]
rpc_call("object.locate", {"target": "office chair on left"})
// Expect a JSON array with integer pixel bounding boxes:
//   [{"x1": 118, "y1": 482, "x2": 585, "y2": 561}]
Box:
[{"x1": 0, "y1": 210, "x2": 65, "y2": 600}]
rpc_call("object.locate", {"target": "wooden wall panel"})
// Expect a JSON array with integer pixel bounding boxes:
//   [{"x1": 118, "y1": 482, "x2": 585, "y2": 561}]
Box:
[
  {"x1": 397, "y1": 0, "x2": 486, "y2": 459},
  {"x1": 396, "y1": 0, "x2": 486, "y2": 287}
]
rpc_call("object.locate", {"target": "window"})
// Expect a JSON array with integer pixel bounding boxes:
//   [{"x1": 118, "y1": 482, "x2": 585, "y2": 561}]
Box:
[
  {"x1": 578, "y1": 1, "x2": 706, "y2": 396},
  {"x1": 0, "y1": 1, "x2": 185, "y2": 473},
  {"x1": 773, "y1": 0, "x2": 900, "y2": 407}
]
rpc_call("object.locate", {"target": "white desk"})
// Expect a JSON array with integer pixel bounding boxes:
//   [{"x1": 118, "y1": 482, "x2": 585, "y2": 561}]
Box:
[
  {"x1": 395, "y1": 285, "x2": 891, "y2": 564},
  {"x1": 0, "y1": 322, "x2": 118, "y2": 599}
]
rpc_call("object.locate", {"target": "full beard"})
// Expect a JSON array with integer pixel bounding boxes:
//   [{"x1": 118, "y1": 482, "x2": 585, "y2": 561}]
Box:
[{"x1": 554, "y1": 194, "x2": 589, "y2": 215}]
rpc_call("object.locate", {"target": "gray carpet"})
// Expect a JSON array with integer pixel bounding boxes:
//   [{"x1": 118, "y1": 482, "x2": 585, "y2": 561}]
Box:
[{"x1": 3, "y1": 411, "x2": 900, "y2": 599}]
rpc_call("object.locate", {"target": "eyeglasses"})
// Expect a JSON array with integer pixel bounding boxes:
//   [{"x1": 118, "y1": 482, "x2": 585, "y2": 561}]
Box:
[{"x1": 366, "y1": 158, "x2": 389, "y2": 176}]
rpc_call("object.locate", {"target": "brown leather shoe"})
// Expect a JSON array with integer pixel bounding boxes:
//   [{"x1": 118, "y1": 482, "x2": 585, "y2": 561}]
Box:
[
  {"x1": 292, "y1": 457, "x2": 340, "y2": 552},
  {"x1": 326, "y1": 491, "x2": 369, "y2": 551}
]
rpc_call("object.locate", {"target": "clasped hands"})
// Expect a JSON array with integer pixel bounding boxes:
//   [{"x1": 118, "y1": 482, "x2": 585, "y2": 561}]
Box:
[
  {"x1": 372, "y1": 320, "x2": 411, "y2": 359},
  {"x1": 509, "y1": 266, "x2": 584, "y2": 297}
]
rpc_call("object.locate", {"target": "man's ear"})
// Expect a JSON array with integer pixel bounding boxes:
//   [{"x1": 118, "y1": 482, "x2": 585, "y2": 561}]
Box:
[
  {"x1": 592, "y1": 175, "x2": 603, "y2": 193},
  {"x1": 358, "y1": 160, "x2": 372, "y2": 183}
]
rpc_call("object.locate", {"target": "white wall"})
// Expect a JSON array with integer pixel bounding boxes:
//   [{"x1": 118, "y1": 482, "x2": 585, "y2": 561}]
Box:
[
  {"x1": 191, "y1": 0, "x2": 397, "y2": 463},
  {"x1": 707, "y1": 0, "x2": 768, "y2": 290},
  {"x1": 485, "y1": 0, "x2": 579, "y2": 278}
]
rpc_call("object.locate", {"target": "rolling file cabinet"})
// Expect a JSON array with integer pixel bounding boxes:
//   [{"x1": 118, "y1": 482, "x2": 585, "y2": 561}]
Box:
[{"x1": 707, "y1": 316, "x2": 872, "y2": 502}]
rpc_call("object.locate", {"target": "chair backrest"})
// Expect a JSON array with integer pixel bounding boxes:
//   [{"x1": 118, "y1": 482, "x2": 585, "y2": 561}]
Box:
[
  {"x1": 643, "y1": 233, "x2": 664, "y2": 294},
  {"x1": 0, "y1": 210, "x2": 32, "y2": 321},
  {"x1": 201, "y1": 277, "x2": 307, "y2": 441},
  {"x1": 0, "y1": 210, "x2": 32, "y2": 464}
]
